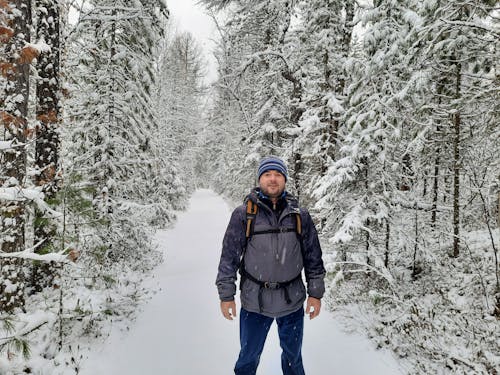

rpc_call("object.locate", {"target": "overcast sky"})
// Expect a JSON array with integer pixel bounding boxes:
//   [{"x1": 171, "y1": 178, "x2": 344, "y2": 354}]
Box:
[{"x1": 166, "y1": 0, "x2": 219, "y2": 84}]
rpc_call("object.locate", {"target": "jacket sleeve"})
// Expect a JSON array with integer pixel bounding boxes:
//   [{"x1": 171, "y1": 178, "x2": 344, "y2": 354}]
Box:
[
  {"x1": 300, "y1": 208, "x2": 326, "y2": 299},
  {"x1": 215, "y1": 206, "x2": 246, "y2": 301}
]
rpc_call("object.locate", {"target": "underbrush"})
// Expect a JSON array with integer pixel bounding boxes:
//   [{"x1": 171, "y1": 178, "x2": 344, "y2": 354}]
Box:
[
  {"x1": 0, "y1": 246, "x2": 162, "y2": 375},
  {"x1": 325, "y1": 229, "x2": 500, "y2": 375}
]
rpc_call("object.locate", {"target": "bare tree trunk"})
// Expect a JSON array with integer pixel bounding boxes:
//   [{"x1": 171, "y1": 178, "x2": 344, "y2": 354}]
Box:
[
  {"x1": 0, "y1": 0, "x2": 32, "y2": 312},
  {"x1": 32, "y1": 0, "x2": 61, "y2": 291},
  {"x1": 363, "y1": 160, "x2": 371, "y2": 265},
  {"x1": 384, "y1": 219, "x2": 390, "y2": 268},
  {"x1": 412, "y1": 202, "x2": 420, "y2": 278},
  {"x1": 452, "y1": 64, "x2": 461, "y2": 258},
  {"x1": 431, "y1": 103, "x2": 442, "y2": 227},
  {"x1": 431, "y1": 81, "x2": 445, "y2": 227},
  {"x1": 293, "y1": 152, "x2": 302, "y2": 201},
  {"x1": 430, "y1": 143, "x2": 440, "y2": 226}
]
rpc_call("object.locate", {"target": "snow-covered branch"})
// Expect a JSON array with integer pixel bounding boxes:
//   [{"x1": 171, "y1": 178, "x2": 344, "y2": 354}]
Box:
[
  {"x1": 0, "y1": 240, "x2": 73, "y2": 263},
  {"x1": 0, "y1": 312, "x2": 54, "y2": 349},
  {"x1": 0, "y1": 187, "x2": 62, "y2": 219}
]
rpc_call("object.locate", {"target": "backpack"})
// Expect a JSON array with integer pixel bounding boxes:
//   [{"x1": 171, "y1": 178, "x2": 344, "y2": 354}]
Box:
[{"x1": 240, "y1": 199, "x2": 304, "y2": 312}]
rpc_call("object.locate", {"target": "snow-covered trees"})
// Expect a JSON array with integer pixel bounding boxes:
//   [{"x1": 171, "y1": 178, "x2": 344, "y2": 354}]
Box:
[
  {"x1": 155, "y1": 30, "x2": 206, "y2": 188},
  {"x1": 292, "y1": 0, "x2": 355, "y2": 191},
  {"x1": 64, "y1": 0, "x2": 180, "y2": 262},
  {"x1": 1, "y1": 0, "x2": 498, "y2": 371},
  {"x1": 201, "y1": 0, "x2": 499, "y2": 372},
  {"x1": 0, "y1": 0, "x2": 199, "y2": 370},
  {"x1": 201, "y1": 0, "x2": 302, "y2": 199}
]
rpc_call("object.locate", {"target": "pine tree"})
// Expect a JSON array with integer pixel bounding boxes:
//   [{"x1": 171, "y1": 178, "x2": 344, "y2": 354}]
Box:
[
  {"x1": 313, "y1": 0, "x2": 419, "y2": 266},
  {"x1": 64, "y1": 0, "x2": 177, "y2": 262},
  {"x1": 156, "y1": 31, "x2": 205, "y2": 188},
  {"x1": 290, "y1": 0, "x2": 355, "y2": 204}
]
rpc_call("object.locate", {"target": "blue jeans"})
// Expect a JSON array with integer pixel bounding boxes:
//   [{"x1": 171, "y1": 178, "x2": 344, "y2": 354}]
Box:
[{"x1": 234, "y1": 307, "x2": 305, "y2": 375}]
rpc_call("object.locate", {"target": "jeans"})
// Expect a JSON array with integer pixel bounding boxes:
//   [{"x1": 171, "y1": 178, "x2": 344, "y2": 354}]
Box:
[{"x1": 234, "y1": 307, "x2": 305, "y2": 375}]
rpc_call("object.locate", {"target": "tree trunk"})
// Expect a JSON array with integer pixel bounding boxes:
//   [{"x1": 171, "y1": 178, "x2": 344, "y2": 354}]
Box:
[
  {"x1": 452, "y1": 63, "x2": 461, "y2": 258},
  {"x1": 452, "y1": 113, "x2": 460, "y2": 256},
  {"x1": 412, "y1": 203, "x2": 420, "y2": 278},
  {"x1": 293, "y1": 152, "x2": 302, "y2": 201},
  {"x1": 384, "y1": 218, "x2": 390, "y2": 268},
  {"x1": 0, "y1": 0, "x2": 32, "y2": 313},
  {"x1": 32, "y1": 0, "x2": 61, "y2": 291}
]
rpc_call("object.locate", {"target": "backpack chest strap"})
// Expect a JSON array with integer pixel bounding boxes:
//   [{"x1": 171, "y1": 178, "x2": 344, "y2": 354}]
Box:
[{"x1": 252, "y1": 227, "x2": 297, "y2": 235}]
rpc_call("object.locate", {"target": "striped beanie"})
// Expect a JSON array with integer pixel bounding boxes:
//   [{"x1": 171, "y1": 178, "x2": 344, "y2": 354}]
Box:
[{"x1": 258, "y1": 156, "x2": 288, "y2": 181}]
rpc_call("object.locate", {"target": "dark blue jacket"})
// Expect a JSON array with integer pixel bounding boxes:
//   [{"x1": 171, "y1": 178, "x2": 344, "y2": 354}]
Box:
[{"x1": 216, "y1": 188, "x2": 326, "y2": 317}]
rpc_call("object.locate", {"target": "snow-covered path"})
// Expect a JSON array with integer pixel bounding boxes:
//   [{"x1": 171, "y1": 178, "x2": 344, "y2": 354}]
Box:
[{"x1": 80, "y1": 189, "x2": 404, "y2": 374}]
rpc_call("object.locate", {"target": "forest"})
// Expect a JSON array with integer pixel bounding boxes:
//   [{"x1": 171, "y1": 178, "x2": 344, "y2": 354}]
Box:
[{"x1": 0, "y1": 0, "x2": 499, "y2": 374}]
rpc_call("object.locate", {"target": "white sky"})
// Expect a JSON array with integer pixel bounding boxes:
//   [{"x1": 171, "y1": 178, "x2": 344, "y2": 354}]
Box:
[{"x1": 166, "y1": 0, "x2": 219, "y2": 85}]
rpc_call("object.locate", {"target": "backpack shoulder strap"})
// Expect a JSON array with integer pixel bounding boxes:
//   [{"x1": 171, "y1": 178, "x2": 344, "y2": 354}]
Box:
[
  {"x1": 245, "y1": 200, "x2": 258, "y2": 238},
  {"x1": 295, "y1": 211, "x2": 302, "y2": 236}
]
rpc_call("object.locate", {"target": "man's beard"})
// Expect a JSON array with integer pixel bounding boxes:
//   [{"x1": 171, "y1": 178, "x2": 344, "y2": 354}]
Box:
[{"x1": 261, "y1": 186, "x2": 284, "y2": 198}]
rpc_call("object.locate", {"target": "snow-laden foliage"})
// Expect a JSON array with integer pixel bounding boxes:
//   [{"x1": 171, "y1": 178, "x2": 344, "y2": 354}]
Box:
[
  {"x1": 155, "y1": 30, "x2": 206, "y2": 191},
  {"x1": 199, "y1": 0, "x2": 301, "y2": 202},
  {"x1": 1, "y1": 0, "x2": 499, "y2": 373},
  {"x1": 1, "y1": 0, "x2": 203, "y2": 372},
  {"x1": 63, "y1": 0, "x2": 182, "y2": 257},
  {"x1": 200, "y1": 0, "x2": 499, "y2": 373}
]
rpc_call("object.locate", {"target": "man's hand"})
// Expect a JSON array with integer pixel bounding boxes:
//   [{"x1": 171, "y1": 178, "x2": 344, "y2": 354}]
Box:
[
  {"x1": 305, "y1": 297, "x2": 321, "y2": 320},
  {"x1": 220, "y1": 300, "x2": 237, "y2": 320}
]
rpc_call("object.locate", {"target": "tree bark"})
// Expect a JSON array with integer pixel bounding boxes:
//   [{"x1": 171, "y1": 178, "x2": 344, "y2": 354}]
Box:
[
  {"x1": 452, "y1": 63, "x2": 461, "y2": 258},
  {"x1": 32, "y1": 0, "x2": 61, "y2": 291},
  {"x1": 0, "y1": 0, "x2": 32, "y2": 312},
  {"x1": 384, "y1": 219, "x2": 390, "y2": 268}
]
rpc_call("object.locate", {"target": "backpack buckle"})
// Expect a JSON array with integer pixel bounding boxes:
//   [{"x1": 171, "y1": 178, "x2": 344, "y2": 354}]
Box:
[{"x1": 264, "y1": 281, "x2": 280, "y2": 289}]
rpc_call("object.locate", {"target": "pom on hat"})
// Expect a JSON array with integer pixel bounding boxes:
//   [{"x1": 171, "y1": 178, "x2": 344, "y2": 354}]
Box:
[{"x1": 258, "y1": 156, "x2": 288, "y2": 181}]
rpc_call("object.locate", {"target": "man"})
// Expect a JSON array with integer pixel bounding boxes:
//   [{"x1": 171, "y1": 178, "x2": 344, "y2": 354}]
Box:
[{"x1": 216, "y1": 156, "x2": 326, "y2": 375}]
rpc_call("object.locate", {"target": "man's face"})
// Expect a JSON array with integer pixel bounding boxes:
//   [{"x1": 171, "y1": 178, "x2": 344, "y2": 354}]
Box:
[{"x1": 259, "y1": 170, "x2": 286, "y2": 198}]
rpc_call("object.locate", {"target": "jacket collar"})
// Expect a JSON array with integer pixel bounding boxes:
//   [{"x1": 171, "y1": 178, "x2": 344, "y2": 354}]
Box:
[{"x1": 246, "y1": 187, "x2": 300, "y2": 213}]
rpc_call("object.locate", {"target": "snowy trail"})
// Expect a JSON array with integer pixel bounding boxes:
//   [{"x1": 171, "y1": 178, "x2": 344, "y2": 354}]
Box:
[{"x1": 80, "y1": 189, "x2": 404, "y2": 374}]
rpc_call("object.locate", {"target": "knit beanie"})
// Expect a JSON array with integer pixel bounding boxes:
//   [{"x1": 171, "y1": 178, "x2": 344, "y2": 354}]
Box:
[{"x1": 257, "y1": 156, "x2": 288, "y2": 181}]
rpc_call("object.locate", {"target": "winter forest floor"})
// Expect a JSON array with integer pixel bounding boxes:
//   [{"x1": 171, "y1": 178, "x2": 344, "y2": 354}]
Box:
[{"x1": 79, "y1": 189, "x2": 405, "y2": 374}]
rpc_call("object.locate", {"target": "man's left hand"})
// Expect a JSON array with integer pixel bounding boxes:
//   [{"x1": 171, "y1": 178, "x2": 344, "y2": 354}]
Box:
[{"x1": 305, "y1": 296, "x2": 321, "y2": 320}]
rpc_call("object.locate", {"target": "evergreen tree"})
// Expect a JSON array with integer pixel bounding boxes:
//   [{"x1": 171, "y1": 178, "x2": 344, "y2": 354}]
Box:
[
  {"x1": 291, "y1": 0, "x2": 355, "y2": 204},
  {"x1": 156, "y1": 30, "x2": 206, "y2": 189},
  {"x1": 313, "y1": 0, "x2": 418, "y2": 266},
  {"x1": 64, "y1": 0, "x2": 178, "y2": 263}
]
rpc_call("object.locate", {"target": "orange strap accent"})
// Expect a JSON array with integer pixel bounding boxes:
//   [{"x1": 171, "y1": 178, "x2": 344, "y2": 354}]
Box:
[
  {"x1": 245, "y1": 201, "x2": 258, "y2": 238},
  {"x1": 295, "y1": 213, "x2": 302, "y2": 235}
]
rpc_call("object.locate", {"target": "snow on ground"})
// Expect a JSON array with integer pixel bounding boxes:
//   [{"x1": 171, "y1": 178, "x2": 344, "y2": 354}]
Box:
[{"x1": 80, "y1": 189, "x2": 405, "y2": 374}]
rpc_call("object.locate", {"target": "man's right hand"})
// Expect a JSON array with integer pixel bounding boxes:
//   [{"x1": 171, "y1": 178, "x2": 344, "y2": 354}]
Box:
[{"x1": 220, "y1": 300, "x2": 237, "y2": 320}]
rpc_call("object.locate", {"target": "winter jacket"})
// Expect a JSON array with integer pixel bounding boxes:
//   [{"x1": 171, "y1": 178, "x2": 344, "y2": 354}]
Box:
[{"x1": 216, "y1": 188, "x2": 326, "y2": 318}]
